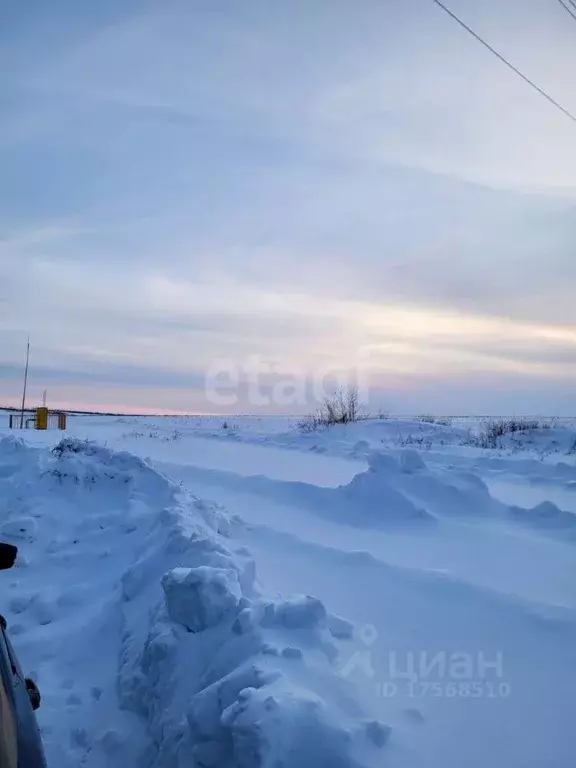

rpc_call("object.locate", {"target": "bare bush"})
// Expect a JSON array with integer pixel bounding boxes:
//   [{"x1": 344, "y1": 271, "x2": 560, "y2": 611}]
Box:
[
  {"x1": 395, "y1": 431, "x2": 434, "y2": 450},
  {"x1": 470, "y1": 418, "x2": 542, "y2": 449},
  {"x1": 297, "y1": 386, "x2": 362, "y2": 432},
  {"x1": 416, "y1": 414, "x2": 436, "y2": 424},
  {"x1": 296, "y1": 413, "x2": 324, "y2": 433}
]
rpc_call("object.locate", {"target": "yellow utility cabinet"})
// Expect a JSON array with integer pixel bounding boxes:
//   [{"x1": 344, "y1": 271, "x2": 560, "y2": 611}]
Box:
[{"x1": 35, "y1": 407, "x2": 48, "y2": 430}]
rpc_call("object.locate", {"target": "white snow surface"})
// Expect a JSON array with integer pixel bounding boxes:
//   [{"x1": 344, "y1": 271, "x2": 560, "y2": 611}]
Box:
[{"x1": 0, "y1": 415, "x2": 575, "y2": 767}]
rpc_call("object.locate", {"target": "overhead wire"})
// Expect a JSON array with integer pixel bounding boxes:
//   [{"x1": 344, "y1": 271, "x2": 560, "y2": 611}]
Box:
[
  {"x1": 556, "y1": 0, "x2": 576, "y2": 22},
  {"x1": 430, "y1": 0, "x2": 576, "y2": 125}
]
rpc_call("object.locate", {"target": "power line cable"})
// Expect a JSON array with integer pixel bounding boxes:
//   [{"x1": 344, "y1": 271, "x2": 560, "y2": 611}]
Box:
[
  {"x1": 430, "y1": 0, "x2": 576, "y2": 125},
  {"x1": 556, "y1": 0, "x2": 576, "y2": 22}
]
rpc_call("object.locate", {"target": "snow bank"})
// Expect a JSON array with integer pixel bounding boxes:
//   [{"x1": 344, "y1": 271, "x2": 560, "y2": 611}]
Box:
[
  {"x1": 508, "y1": 500, "x2": 576, "y2": 535},
  {"x1": 335, "y1": 448, "x2": 505, "y2": 524},
  {"x1": 158, "y1": 446, "x2": 506, "y2": 529},
  {"x1": 118, "y1": 484, "x2": 385, "y2": 768},
  {"x1": 340, "y1": 452, "x2": 432, "y2": 524},
  {"x1": 0, "y1": 437, "x2": 385, "y2": 768}
]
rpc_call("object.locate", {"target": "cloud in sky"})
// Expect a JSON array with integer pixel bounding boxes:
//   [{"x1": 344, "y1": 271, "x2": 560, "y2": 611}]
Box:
[{"x1": 1, "y1": 0, "x2": 576, "y2": 414}]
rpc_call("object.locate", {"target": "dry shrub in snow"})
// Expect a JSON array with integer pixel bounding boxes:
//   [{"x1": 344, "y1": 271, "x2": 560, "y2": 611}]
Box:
[
  {"x1": 297, "y1": 386, "x2": 361, "y2": 432},
  {"x1": 472, "y1": 418, "x2": 543, "y2": 449}
]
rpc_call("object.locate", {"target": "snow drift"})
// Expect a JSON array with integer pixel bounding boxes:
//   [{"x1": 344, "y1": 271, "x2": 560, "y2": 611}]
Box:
[
  {"x1": 0, "y1": 437, "x2": 384, "y2": 768},
  {"x1": 2, "y1": 416, "x2": 576, "y2": 768},
  {"x1": 159, "y1": 448, "x2": 502, "y2": 528}
]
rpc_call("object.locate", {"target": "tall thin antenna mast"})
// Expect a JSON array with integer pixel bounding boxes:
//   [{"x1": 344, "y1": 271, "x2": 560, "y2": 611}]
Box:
[{"x1": 19, "y1": 337, "x2": 30, "y2": 429}]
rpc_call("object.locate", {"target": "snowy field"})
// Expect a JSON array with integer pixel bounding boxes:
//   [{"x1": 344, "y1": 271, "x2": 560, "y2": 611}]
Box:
[{"x1": 1, "y1": 414, "x2": 575, "y2": 767}]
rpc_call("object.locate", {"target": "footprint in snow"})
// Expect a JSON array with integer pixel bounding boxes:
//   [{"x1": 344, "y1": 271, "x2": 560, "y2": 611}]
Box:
[
  {"x1": 71, "y1": 727, "x2": 90, "y2": 749},
  {"x1": 91, "y1": 686, "x2": 103, "y2": 701},
  {"x1": 99, "y1": 730, "x2": 123, "y2": 755},
  {"x1": 9, "y1": 595, "x2": 31, "y2": 614},
  {"x1": 30, "y1": 594, "x2": 56, "y2": 625}
]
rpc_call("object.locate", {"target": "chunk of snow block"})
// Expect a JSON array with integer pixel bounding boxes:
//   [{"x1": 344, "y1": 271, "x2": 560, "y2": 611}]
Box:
[
  {"x1": 221, "y1": 683, "x2": 356, "y2": 768},
  {"x1": 364, "y1": 719, "x2": 392, "y2": 748},
  {"x1": 162, "y1": 566, "x2": 242, "y2": 632},
  {"x1": 327, "y1": 613, "x2": 354, "y2": 640},
  {"x1": 237, "y1": 558, "x2": 257, "y2": 596},
  {"x1": 232, "y1": 605, "x2": 260, "y2": 636},
  {"x1": 262, "y1": 595, "x2": 327, "y2": 631},
  {"x1": 399, "y1": 450, "x2": 426, "y2": 474},
  {"x1": 187, "y1": 665, "x2": 270, "y2": 741}
]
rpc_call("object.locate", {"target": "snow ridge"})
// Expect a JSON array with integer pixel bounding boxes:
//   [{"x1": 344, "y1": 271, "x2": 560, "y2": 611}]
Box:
[
  {"x1": 116, "y1": 457, "x2": 384, "y2": 767},
  {"x1": 0, "y1": 437, "x2": 384, "y2": 768}
]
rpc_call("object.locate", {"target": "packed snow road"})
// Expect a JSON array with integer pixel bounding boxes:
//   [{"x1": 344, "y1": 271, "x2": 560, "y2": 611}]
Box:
[{"x1": 1, "y1": 414, "x2": 575, "y2": 767}]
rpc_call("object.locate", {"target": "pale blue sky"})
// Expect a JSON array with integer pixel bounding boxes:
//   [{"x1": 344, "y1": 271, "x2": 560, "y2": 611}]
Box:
[{"x1": 1, "y1": 0, "x2": 576, "y2": 414}]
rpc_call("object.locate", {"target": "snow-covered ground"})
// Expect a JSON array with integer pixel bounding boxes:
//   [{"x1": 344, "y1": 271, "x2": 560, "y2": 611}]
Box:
[{"x1": 1, "y1": 414, "x2": 575, "y2": 767}]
